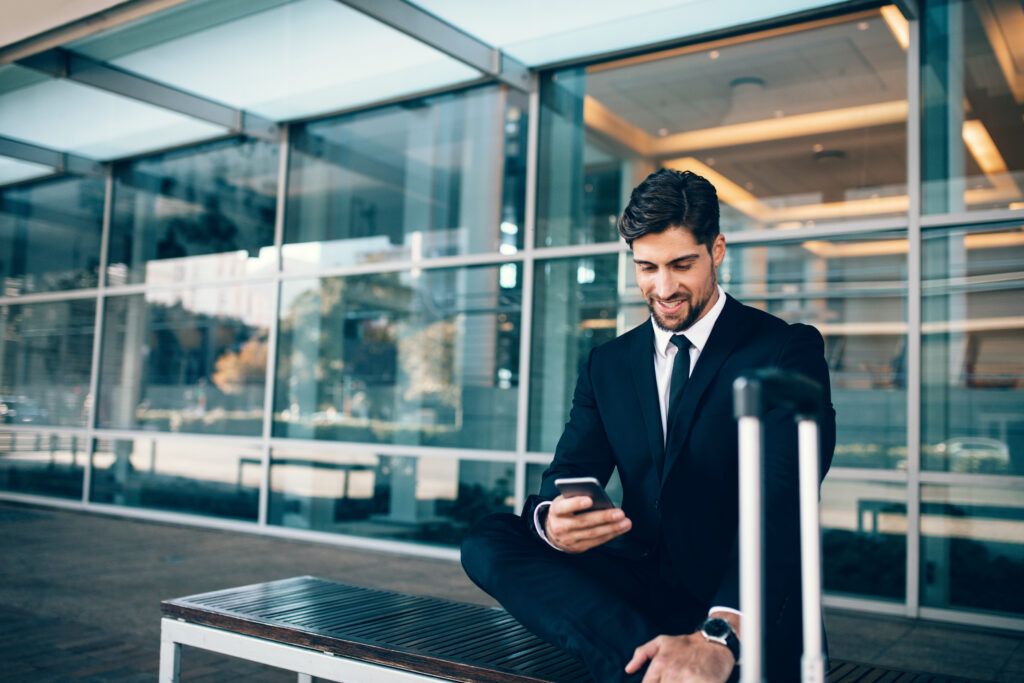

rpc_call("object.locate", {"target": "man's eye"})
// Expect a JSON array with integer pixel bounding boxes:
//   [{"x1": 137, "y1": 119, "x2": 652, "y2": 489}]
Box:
[{"x1": 675, "y1": 264, "x2": 691, "y2": 271}]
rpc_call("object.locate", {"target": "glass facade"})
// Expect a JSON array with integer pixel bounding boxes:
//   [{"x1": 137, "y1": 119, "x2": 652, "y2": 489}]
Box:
[
  {"x1": 107, "y1": 138, "x2": 279, "y2": 286},
  {"x1": 2, "y1": 0, "x2": 1023, "y2": 629},
  {"x1": 269, "y1": 446, "x2": 514, "y2": 546},
  {"x1": 274, "y1": 265, "x2": 521, "y2": 449},
  {"x1": 0, "y1": 175, "x2": 105, "y2": 295}
]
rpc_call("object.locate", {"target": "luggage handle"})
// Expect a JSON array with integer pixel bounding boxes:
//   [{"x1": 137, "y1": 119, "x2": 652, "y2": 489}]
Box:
[{"x1": 734, "y1": 370, "x2": 825, "y2": 683}]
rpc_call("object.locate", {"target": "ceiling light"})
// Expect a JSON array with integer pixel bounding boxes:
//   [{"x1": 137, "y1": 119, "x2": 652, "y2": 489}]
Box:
[{"x1": 880, "y1": 5, "x2": 909, "y2": 51}]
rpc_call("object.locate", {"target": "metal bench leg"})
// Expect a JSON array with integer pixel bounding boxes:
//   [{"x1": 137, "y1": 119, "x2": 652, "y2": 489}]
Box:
[
  {"x1": 159, "y1": 623, "x2": 182, "y2": 683},
  {"x1": 297, "y1": 674, "x2": 312, "y2": 683}
]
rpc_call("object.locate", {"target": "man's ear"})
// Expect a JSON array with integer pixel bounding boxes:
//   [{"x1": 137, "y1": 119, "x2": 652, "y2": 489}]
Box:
[{"x1": 712, "y1": 234, "x2": 726, "y2": 268}]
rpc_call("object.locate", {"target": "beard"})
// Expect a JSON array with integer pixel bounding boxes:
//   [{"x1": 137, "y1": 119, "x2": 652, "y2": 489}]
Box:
[{"x1": 647, "y1": 274, "x2": 717, "y2": 333}]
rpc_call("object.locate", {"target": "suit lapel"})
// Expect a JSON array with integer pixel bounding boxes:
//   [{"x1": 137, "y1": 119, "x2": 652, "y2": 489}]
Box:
[
  {"x1": 662, "y1": 295, "x2": 746, "y2": 479},
  {"x1": 629, "y1": 321, "x2": 665, "y2": 475}
]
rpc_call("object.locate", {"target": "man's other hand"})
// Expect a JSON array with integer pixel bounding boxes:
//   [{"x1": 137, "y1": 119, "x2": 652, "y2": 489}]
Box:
[
  {"x1": 624, "y1": 633, "x2": 734, "y2": 682},
  {"x1": 544, "y1": 495, "x2": 632, "y2": 553}
]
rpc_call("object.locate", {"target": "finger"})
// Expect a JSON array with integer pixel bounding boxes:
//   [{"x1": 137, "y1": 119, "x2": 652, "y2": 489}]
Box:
[
  {"x1": 625, "y1": 639, "x2": 660, "y2": 674},
  {"x1": 563, "y1": 518, "x2": 631, "y2": 545},
  {"x1": 555, "y1": 518, "x2": 631, "y2": 552},
  {"x1": 550, "y1": 494, "x2": 595, "y2": 516}
]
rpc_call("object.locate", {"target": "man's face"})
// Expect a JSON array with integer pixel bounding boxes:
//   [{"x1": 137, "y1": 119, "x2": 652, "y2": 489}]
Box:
[{"x1": 632, "y1": 227, "x2": 726, "y2": 332}]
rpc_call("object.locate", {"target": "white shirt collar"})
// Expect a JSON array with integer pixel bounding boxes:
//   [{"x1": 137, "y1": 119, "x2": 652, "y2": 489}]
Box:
[{"x1": 652, "y1": 285, "x2": 727, "y2": 358}]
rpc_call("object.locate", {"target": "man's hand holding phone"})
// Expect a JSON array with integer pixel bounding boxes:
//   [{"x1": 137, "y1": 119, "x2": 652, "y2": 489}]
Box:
[{"x1": 545, "y1": 477, "x2": 632, "y2": 554}]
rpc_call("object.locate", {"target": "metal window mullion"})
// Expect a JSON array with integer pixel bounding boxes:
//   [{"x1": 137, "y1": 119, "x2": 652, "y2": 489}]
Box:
[
  {"x1": 257, "y1": 125, "x2": 290, "y2": 527},
  {"x1": 905, "y1": 11, "x2": 923, "y2": 620},
  {"x1": 82, "y1": 166, "x2": 113, "y2": 505},
  {"x1": 920, "y1": 208, "x2": 1024, "y2": 228},
  {"x1": 335, "y1": 0, "x2": 530, "y2": 92},
  {"x1": 513, "y1": 81, "x2": 541, "y2": 513}
]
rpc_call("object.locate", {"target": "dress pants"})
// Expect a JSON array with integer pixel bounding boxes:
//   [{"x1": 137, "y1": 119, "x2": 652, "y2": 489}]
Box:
[{"x1": 461, "y1": 513, "x2": 707, "y2": 683}]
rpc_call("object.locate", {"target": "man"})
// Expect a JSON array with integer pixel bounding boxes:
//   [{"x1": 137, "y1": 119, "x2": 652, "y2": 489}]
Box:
[{"x1": 462, "y1": 169, "x2": 836, "y2": 682}]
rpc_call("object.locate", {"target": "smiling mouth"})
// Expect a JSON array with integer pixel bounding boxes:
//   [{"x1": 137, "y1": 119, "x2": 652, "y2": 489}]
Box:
[{"x1": 653, "y1": 299, "x2": 687, "y2": 315}]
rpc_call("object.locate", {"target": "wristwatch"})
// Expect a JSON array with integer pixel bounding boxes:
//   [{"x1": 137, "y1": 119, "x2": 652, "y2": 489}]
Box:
[{"x1": 699, "y1": 617, "x2": 740, "y2": 664}]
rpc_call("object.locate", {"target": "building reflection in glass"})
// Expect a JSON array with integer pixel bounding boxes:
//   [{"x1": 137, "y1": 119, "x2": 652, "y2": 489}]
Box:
[
  {"x1": 0, "y1": 299, "x2": 95, "y2": 428},
  {"x1": 98, "y1": 285, "x2": 272, "y2": 435},
  {"x1": 90, "y1": 436, "x2": 262, "y2": 521},
  {"x1": 0, "y1": 431, "x2": 87, "y2": 499},
  {"x1": 274, "y1": 264, "x2": 521, "y2": 449},
  {"x1": 269, "y1": 448, "x2": 514, "y2": 546},
  {"x1": 921, "y1": 483, "x2": 1024, "y2": 616},
  {"x1": 107, "y1": 137, "x2": 279, "y2": 286},
  {"x1": 820, "y1": 479, "x2": 907, "y2": 601},
  {"x1": 284, "y1": 85, "x2": 528, "y2": 271},
  {"x1": 0, "y1": 175, "x2": 105, "y2": 295}
]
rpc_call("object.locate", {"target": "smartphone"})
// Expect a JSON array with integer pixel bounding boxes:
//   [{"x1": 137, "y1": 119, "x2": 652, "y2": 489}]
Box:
[{"x1": 554, "y1": 476, "x2": 616, "y2": 513}]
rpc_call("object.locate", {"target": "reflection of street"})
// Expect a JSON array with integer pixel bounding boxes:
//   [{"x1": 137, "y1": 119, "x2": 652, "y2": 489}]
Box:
[
  {"x1": 268, "y1": 454, "x2": 458, "y2": 501},
  {"x1": 822, "y1": 480, "x2": 1024, "y2": 544},
  {"x1": 92, "y1": 439, "x2": 263, "y2": 488}
]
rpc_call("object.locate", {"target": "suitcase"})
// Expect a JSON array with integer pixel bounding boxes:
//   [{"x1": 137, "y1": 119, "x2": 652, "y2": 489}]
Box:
[{"x1": 733, "y1": 370, "x2": 826, "y2": 683}]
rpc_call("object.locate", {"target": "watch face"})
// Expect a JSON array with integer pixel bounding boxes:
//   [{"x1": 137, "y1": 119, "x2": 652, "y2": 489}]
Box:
[{"x1": 703, "y1": 618, "x2": 731, "y2": 638}]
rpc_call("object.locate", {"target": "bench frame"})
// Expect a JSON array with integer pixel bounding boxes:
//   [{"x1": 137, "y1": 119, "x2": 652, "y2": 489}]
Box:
[{"x1": 159, "y1": 617, "x2": 448, "y2": 682}]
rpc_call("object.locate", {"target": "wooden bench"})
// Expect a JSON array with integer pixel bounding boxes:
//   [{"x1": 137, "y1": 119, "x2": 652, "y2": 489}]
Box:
[
  {"x1": 160, "y1": 576, "x2": 971, "y2": 683},
  {"x1": 159, "y1": 575, "x2": 591, "y2": 682}
]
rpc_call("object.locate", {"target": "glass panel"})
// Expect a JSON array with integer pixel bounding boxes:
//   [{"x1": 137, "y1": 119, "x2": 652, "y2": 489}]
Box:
[
  {"x1": 0, "y1": 431, "x2": 87, "y2": 499},
  {"x1": 0, "y1": 157, "x2": 54, "y2": 187},
  {"x1": 921, "y1": 0, "x2": 1024, "y2": 214},
  {"x1": 922, "y1": 222, "x2": 1024, "y2": 474},
  {"x1": 726, "y1": 235, "x2": 908, "y2": 469},
  {"x1": 821, "y1": 479, "x2": 906, "y2": 601},
  {"x1": 284, "y1": 86, "x2": 527, "y2": 271},
  {"x1": 1, "y1": 175, "x2": 104, "y2": 295},
  {"x1": 69, "y1": 0, "x2": 481, "y2": 121},
  {"x1": 98, "y1": 285, "x2": 272, "y2": 435},
  {"x1": 528, "y1": 235, "x2": 908, "y2": 466},
  {"x1": 528, "y1": 254, "x2": 646, "y2": 452},
  {"x1": 415, "y1": 0, "x2": 851, "y2": 67},
  {"x1": 921, "y1": 483, "x2": 1024, "y2": 616},
  {"x1": 269, "y1": 447, "x2": 514, "y2": 546},
  {"x1": 0, "y1": 300, "x2": 95, "y2": 428},
  {"x1": 90, "y1": 436, "x2": 261, "y2": 521},
  {"x1": 0, "y1": 78, "x2": 226, "y2": 160},
  {"x1": 536, "y1": 9, "x2": 908, "y2": 247},
  {"x1": 107, "y1": 138, "x2": 278, "y2": 286},
  {"x1": 274, "y1": 264, "x2": 520, "y2": 449}
]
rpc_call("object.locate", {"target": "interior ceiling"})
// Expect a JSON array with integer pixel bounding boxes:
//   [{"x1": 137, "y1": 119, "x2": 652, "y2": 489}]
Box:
[
  {"x1": 582, "y1": 6, "x2": 1024, "y2": 218},
  {"x1": 587, "y1": 14, "x2": 906, "y2": 136}
]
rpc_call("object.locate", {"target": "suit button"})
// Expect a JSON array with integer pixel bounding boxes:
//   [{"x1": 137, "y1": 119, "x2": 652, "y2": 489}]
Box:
[{"x1": 654, "y1": 499, "x2": 660, "y2": 509}]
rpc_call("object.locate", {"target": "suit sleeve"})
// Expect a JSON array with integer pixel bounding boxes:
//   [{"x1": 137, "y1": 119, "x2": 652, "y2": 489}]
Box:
[
  {"x1": 711, "y1": 323, "x2": 837, "y2": 615},
  {"x1": 522, "y1": 349, "x2": 617, "y2": 542}
]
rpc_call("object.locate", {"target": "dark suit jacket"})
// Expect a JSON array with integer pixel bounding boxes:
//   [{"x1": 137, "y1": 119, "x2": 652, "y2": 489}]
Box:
[{"x1": 525, "y1": 294, "x2": 836, "y2": 650}]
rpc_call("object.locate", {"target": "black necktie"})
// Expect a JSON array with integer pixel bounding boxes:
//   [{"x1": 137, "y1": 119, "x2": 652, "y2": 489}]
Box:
[{"x1": 668, "y1": 334, "x2": 692, "y2": 423}]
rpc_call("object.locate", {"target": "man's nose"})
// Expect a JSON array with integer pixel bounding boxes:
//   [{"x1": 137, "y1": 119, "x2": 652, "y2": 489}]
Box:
[{"x1": 652, "y1": 269, "x2": 675, "y2": 299}]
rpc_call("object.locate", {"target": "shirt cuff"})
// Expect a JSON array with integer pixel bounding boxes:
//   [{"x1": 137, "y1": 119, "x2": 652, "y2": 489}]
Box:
[
  {"x1": 708, "y1": 606, "x2": 742, "y2": 618},
  {"x1": 533, "y1": 500, "x2": 563, "y2": 551}
]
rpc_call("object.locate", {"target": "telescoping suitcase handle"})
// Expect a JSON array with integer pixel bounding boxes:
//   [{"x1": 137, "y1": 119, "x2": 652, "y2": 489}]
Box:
[{"x1": 733, "y1": 370, "x2": 825, "y2": 683}]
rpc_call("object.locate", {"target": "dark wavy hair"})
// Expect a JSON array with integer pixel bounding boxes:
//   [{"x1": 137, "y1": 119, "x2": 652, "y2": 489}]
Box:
[{"x1": 617, "y1": 168, "x2": 720, "y2": 251}]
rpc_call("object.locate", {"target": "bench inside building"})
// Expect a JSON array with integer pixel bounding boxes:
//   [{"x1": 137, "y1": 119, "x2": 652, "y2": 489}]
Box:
[{"x1": 159, "y1": 575, "x2": 960, "y2": 682}]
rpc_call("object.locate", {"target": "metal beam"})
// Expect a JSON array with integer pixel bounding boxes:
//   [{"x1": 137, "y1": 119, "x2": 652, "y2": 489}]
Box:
[
  {"x1": 18, "y1": 49, "x2": 281, "y2": 142},
  {"x1": 336, "y1": 0, "x2": 531, "y2": 93},
  {"x1": 0, "y1": 134, "x2": 104, "y2": 177}
]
